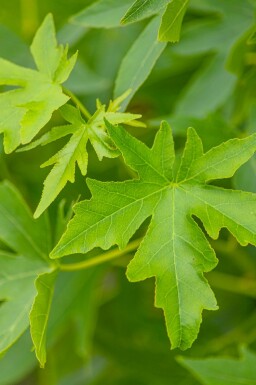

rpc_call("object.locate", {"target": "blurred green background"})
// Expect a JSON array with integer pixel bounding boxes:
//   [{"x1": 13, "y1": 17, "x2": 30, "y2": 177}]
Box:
[{"x1": 1, "y1": 0, "x2": 256, "y2": 384}]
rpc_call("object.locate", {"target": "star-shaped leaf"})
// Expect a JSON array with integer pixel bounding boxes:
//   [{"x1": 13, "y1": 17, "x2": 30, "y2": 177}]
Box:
[
  {"x1": 0, "y1": 14, "x2": 77, "y2": 153},
  {"x1": 51, "y1": 122, "x2": 256, "y2": 349},
  {"x1": 20, "y1": 91, "x2": 144, "y2": 218}
]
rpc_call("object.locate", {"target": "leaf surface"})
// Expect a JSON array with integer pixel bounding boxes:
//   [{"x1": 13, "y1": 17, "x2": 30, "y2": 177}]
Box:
[
  {"x1": 51, "y1": 122, "x2": 256, "y2": 349},
  {"x1": 0, "y1": 14, "x2": 76, "y2": 153},
  {"x1": 30, "y1": 271, "x2": 57, "y2": 368},
  {"x1": 121, "y1": 0, "x2": 169, "y2": 24},
  {"x1": 158, "y1": 0, "x2": 189, "y2": 42},
  {"x1": 179, "y1": 347, "x2": 256, "y2": 385},
  {"x1": 114, "y1": 17, "x2": 166, "y2": 110},
  {"x1": 0, "y1": 182, "x2": 53, "y2": 354}
]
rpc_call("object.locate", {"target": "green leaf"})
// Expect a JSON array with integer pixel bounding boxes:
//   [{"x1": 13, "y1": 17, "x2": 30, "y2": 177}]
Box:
[
  {"x1": 175, "y1": 54, "x2": 236, "y2": 118},
  {"x1": 30, "y1": 271, "x2": 57, "y2": 368},
  {"x1": 158, "y1": 0, "x2": 189, "y2": 42},
  {"x1": 114, "y1": 17, "x2": 166, "y2": 110},
  {"x1": 51, "y1": 122, "x2": 256, "y2": 349},
  {"x1": 70, "y1": 0, "x2": 133, "y2": 29},
  {"x1": 178, "y1": 347, "x2": 256, "y2": 385},
  {"x1": 26, "y1": 93, "x2": 143, "y2": 218},
  {"x1": 0, "y1": 14, "x2": 76, "y2": 153},
  {"x1": 121, "y1": 0, "x2": 169, "y2": 25},
  {"x1": 0, "y1": 181, "x2": 53, "y2": 354}
]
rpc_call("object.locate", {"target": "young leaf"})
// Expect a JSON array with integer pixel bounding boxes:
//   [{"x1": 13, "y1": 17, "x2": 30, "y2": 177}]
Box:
[
  {"x1": 178, "y1": 347, "x2": 256, "y2": 385},
  {"x1": 0, "y1": 181, "x2": 53, "y2": 354},
  {"x1": 0, "y1": 14, "x2": 76, "y2": 153},
  {"x1": 70, "y1": 0, "x2": 133, "y2": 29},
  {"x1": 158, "y1": 0, "x2": 189, "y2": 42},
  {"x1": 114, "y1": 17, "x2": 166, "y2": 110},
  {"x1": 23, "y1": 93, "x2": 144, "y2": 218},
  {"x1": 121, "y1": 0, "x2": 169, "y2": 25},
  {"x1": 51, "y1": 122, "x2": 256, "y2": 350},
  {"x1": 30, "y1": 271, "x2": 57, "y2": 368}
]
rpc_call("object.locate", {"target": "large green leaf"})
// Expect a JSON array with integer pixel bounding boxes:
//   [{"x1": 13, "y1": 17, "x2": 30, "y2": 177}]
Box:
[
  {"x1": 114, "y1": 17, "x2": 166, "y2": 110},
  {"x1": 30, "y1": 271, "x2": 57, "y2": 368},
  {"x1": 0, "y1": 181, "x2": 52, "y2": 354},
  {"x1": 51, "y1": 122, "x2": 256, "y2": 349},
  {"x1": 0, "y1": 14, "x2": 76, "y2": 153},
  {"x1": 179, "y1": 347, "x2": 256, "y2": 385}
]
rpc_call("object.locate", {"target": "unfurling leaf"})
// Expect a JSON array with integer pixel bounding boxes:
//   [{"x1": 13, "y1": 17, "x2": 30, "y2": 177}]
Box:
[
  {"x1": 51, "y1": 122, "x2": 256, "y2": 350},
  {"x1": 21, "y1": 91, "x2": 144, "y2": 218}
]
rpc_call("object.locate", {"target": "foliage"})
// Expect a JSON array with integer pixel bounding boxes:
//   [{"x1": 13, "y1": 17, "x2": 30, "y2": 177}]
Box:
[{"x1": 0, "y1": 1, "x2": 256, "y2": 384}]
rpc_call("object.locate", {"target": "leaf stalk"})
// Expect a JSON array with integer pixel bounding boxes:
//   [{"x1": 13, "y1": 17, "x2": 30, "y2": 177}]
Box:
[
  {"x1": 59, "y1": 238, "x2": 141, "y2": 272},
  {"x1": 63, "y1": 87, "x2": 91, "y2": 120}
]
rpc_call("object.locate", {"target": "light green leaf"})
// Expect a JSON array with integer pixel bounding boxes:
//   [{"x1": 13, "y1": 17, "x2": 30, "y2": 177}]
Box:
[
  {"x1": 114, "y1": 17, "x2": 166, "y2": 110},
  {"x1": 70, "y1": 0, "x2": 133, "y2": 29},
  {"x1": 179, "y1": 347, "x2": 256, "y2": 385},
  {"x1": 121, "y1": 0, "x2": 169, "y2": 24},
  {"x1": 30, "y1": 271, "x2": 57, "y2": 368},
  {"x1": 51, "y1": 122, "x2": 256, "y2": 349},
  {"x1": 0, "y1": 14, "x2": 76, "y2": 153},
  {"x1": 158, "y1": 0, "x2": 189, "y2": 42},
  {"x1": 0, "y1": 181, "x2": 53, "y2": 354},
  {"x1": 31, "y1": 94, "x2": 143, "y2": 218}
]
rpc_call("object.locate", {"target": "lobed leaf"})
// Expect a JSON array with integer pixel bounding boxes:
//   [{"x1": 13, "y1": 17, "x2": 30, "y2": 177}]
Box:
[
  {"x1": 27, "y1": 94, "x2": 144, "y2": 218},
  {"x1": 0, "y1": 14, "x2": 76, "y2": 153},
  {"x1": 51, "y1": 122, "x2": 256, "y2": 349}
]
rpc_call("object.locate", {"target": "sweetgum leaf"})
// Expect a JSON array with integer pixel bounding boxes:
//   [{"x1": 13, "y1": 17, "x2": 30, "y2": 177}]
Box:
[
  {"x1": 0, "y1": 14, "x2": 76, "y2": 153},
  {"x1": 0, "y1": 181, "x2": 53, "y2": 354},
  {"x1": 179, "y1": 347, "x2": 256, "y2": 385},
  {"x1": 51, "y1": 122, "x2": 256, "y2": 349},
  {"x1": 30, "y1": 93, "x2": 143, "y2": 218}
]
